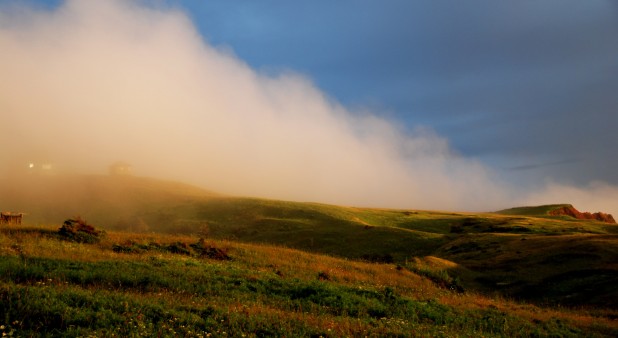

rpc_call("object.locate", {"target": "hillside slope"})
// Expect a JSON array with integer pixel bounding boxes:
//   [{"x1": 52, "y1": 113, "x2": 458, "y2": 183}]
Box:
[
  {"x1": 497, "y1": 204, "x2": 616, "y2": 223},
  {"x1": 2, "y1": 174, "x2": 618, "y2": 308},
  {"x1": 0, "y1": 225, "x2": 616, "y2": 337}
]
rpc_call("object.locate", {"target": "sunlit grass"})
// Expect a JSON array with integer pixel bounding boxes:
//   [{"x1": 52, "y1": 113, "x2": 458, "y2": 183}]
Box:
[{"x1": 0, "y1": 224, "x2": 616, "y2": 337}]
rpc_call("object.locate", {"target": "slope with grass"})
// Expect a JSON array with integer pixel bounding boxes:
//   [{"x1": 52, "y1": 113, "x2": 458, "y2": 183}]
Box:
[
  {"x1": 0, "y1": 223, "x2": 616, "y2": 337},
  {"x1": 495, "y1": 204, "x2": 572, "y2": 217},
  {"x1": 2, "y1": 174, "x2": 618, "y2": 309},
  {"x1": 497, "y1": 204, "x2": 616, "y2": 223}
]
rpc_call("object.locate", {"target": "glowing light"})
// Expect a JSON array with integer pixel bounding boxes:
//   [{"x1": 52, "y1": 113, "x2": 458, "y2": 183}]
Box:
[{"x1": 29, "y1": 163, "x2": 34, "y2": 168}]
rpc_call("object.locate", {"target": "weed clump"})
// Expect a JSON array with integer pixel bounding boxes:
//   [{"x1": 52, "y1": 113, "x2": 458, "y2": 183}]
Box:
[
  {"x1": 317, "y1": 271, "x2": 331, "y2": 281},
  {"x1": 58, "y1": 217, "x2": 105, "y2": 243},
  {"x1": 112, "y1": 241, "x2": 160, "y2": 254},
  {"x1": 406, "y1": 264, "x2": 464, "y2": 293},
  {"x1": 361, "y1": 253, "x2": 394, "y2": 264},
  {"x1": 166, "y1": 242, "x2": 192, "y2": 255},
  {"x1": 190, "y1": 238, "x2": 231, "y2": 260},
  {"x1": 112, "y1": 239, "x2": 231, "y2": 260}
]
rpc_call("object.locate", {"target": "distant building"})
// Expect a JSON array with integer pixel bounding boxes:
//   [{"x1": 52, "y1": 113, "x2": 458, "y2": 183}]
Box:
[
  {"x1": 0, "y1": 212, "x2": 23, "y2": 225},
  {"x1": 2, "y1": 151, "x2": 56, "y2": 177},
  {"x1": 109, "y1": 161, "x2": 132, "y2": 176},
  {"x1": 27, "y1": 161, "x2": 55, "y2": 175}
]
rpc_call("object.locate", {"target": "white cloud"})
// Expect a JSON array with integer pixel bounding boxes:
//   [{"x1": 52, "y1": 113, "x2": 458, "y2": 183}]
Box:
[{"x1": 0, "y1": 0, "x2": 616, "y2": 217}]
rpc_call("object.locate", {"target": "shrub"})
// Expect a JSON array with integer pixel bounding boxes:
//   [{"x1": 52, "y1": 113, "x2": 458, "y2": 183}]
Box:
[
  {"x1": 111, "y1": 239, "x2": 231, "y2": 260},
  {"x1": 361, "y1": 253, "x2": 394, "y2": 264},
  {"x1": 58, "y1": 217, "x2": 105, "y2": 243},
  {"x1": 165, "y1": 242, "x2": 191, "y2": 255},
  {"x1": 190, "y1": 238, "x2": 231, "y2": 260},
  {"x1": 317, "y1": 271, "x2": 331, "y2": 281},
  {"x1": 406, "y1": 265, "x2": 464, "y2": 293}
]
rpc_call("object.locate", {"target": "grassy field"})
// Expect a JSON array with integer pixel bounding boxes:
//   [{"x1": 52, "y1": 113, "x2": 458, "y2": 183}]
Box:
[
  {"x1": 0, "y1": 223, "x2": 617, "y2": 337},
  {"x1": 1, "y1": 174, "x2": 618, "y2": 335}
]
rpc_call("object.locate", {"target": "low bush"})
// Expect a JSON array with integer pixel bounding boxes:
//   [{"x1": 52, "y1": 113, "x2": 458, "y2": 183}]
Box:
[
  {"x1": 112, "y1": 239, "x2": 231, "y2": 260},
  {"x1": 190, "y1": 238, "x2": 231, "y2": 260},
  {"x1": 406, "y1": 264, "x2": 464, "y2": 293},
  {"x1": 58, "y1": 217, "x2": 105, "y2": 243}
]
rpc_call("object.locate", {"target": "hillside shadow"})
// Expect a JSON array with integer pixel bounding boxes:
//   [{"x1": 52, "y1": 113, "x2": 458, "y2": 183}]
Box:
[{"x1": 0, "y1": 227, "x2": 57, "y2": 237}]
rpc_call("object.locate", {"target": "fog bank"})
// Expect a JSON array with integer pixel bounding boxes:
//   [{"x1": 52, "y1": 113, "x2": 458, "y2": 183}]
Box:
[{"x1": 1, "y1": 1, "x2": 616, "y2": 216}]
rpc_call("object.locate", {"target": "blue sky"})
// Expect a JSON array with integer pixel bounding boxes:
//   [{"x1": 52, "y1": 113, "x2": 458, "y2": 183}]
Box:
[
  {"x1": 178, "y1": 1, "x2": 618, "y2": 187},
  {"x1": 1, "y1": 0, "x2": 617, "y2": 213}
]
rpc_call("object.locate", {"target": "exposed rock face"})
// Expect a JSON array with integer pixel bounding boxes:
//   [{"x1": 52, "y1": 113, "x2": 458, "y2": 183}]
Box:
[{"x1": 549, "y1": 205, "x2": 616, "y2": 224}]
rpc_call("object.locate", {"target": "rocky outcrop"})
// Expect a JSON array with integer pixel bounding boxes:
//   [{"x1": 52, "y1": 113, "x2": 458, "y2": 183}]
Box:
[{"x1": 549, "y1": 205, "x2": 616, "y2": 224}]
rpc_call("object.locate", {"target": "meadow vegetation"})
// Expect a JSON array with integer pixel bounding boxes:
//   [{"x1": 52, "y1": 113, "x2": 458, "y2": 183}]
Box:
[
  {"x1": 1, "y1": 175, "x2": 618, "y2": 336},
  {"x1": 1, "y1": 222, "x2": 617, "y2": 337}
]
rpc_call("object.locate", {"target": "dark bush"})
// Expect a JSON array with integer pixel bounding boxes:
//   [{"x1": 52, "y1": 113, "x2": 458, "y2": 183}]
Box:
[
  {"x1": 317, "y1": 271, "x2": 331, "y2": 281},
  {"x1": 165, "y1": 242, "x2": 191, "y2": 255},
  {"x1": 361, "y1": 253, "x2": 394, "y2": 264},
  {"x1": 110, "y1": 238, "x2": 231, "y2": 260},
  {"x1": 190, "y1": 238, "x2": 231, "y2": 260},
  {"x1": 112, "y1": 241, "x2": 143, "y2": 253},
  {"x1": 58, "y1": 217, "x2": 105, "y2": 243}
]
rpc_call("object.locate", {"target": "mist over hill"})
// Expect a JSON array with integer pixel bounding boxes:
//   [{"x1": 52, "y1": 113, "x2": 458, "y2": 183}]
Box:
[
  {"x1": 0, "y1": 173, "x2": 217, "y2": 228},
  {"x1": 2, "y1": 172, "x2": 618, "y2": 309},
  {"x1": 1, "y1": 0, "x2": 617, "y2": 216}
]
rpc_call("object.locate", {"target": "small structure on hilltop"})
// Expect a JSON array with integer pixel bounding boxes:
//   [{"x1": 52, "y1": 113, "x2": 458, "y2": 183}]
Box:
[
  {"x1": 6, "y1": 160, "x2": 55, "y2": 177},
  {"x1": 0, "y1": 212, "x2": 24, "y2": 225},
  {"x1": 109, "y1": 161, "x2": 132, "y2": 176},
  {"x1": 27, "y1": 161, "x2": 55, "y2": 175}
]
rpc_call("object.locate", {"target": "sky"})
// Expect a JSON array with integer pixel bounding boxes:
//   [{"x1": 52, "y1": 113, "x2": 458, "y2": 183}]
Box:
[
  {"x1": 182, "y1": 0, "x2": 618, "y2": 186},
  {"x1": 0, "y1": 0, "x2": 617, "y2": 215}
]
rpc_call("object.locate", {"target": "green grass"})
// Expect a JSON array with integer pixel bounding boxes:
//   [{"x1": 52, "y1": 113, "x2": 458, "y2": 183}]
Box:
[
  {"x1": 0, "y1": 226, "x2": 615, "y2": 337},
  {"x1": 495, "y1": 204, "x2": 572, "y2": 216},
  {"x1": 2, "y1": 174, "x2": 618, "y2": 312}
]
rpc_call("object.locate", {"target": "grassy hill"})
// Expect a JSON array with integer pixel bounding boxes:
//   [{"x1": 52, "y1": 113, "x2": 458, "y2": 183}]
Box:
[
  {"x1": 495, "y1": 204, "x2": 571, "y2": 216},
  {"x1": 1, "y1": 174, "x2": 618, "y2": 317},
  {"x1": 0, "y1": 223, "x2": 617, "y2": 336}
]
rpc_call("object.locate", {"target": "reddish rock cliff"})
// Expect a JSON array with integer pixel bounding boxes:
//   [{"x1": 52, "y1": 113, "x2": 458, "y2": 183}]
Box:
[{"x1": 549, "y1": 205, "x2": 616, "y2": 224}]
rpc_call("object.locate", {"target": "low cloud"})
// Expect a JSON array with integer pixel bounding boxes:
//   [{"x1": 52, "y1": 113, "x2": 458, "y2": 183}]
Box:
[{"x1": 0, "y1": 1, "x2": 615, "y2": 216}]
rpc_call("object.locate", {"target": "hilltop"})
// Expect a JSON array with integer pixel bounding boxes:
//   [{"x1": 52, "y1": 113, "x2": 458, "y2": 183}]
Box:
[
  {"x1": 549, "y1": 205, "x2": 616, "y2": 223},
  {"x1": 497, "y1": 204, "x2": 616, "y2": 223}
]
